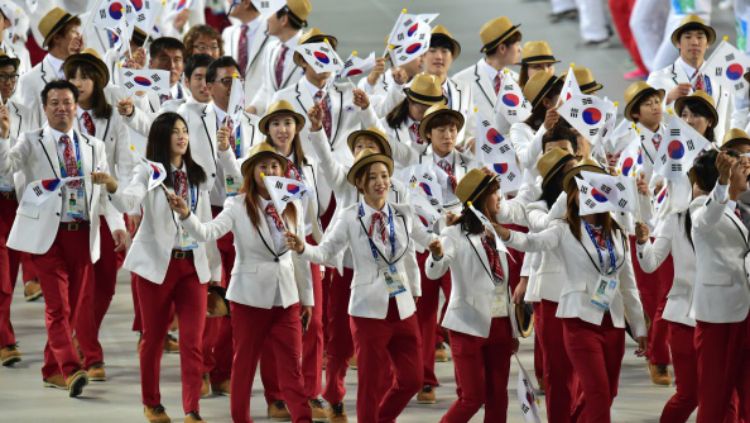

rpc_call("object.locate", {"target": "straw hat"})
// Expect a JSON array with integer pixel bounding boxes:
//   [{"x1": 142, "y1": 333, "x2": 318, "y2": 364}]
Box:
[
  {"x1": 259, "y1": 100, "x2": 306, "y2": 135},
  {"x1": 347, "y1": 127, "x2": 392, "y2": 157},
  {"x1": 479, "y1": 16, "x2": 521, "y2": 53},
  {"x1": 671, "y1": 14, "x2": 716, "y2": 47},
  {"x1": 623, "y1": 81, "x2": 665, "y2": 121},
  {"x1": 673, "y1": 90, "x2": 718, "y2": 125},
  {"x1": 418, "y1": 103, "x2": 465, "y2": 140},
  {"x1": 63, "y1": 48, "x2": 109, "y2": 86},
  {"x1": 562, "y1": 66, "x2": 603, "y2": 94},
  {"x1": 455, "y1": 168, "x2": 499, "y2": 204},
  {"x1": 39, "y1": 7, "x2": 78, "y2": 48},
  {"x1": 562, "y1": 158, "x2": 607, "y2": 190},
  {"x1": 537, "y1": 148, "x2": 576, "y2": 188},
  {"x1": 523, "y1": 72, "x2": 560, "y2": 108},
  {"x1": 404, "y1": 73, "x2": 446, "y2": 106},
  {"x1": 514, "y1": 303, "x2": 534, "y2": 338},
  {"x1": 286, "y1": 0, "x2": 312, "y2": 25},
  {"x1": 240, "y1": 142, "x2": 288, "y2": 177},
  {"x1": 521, "y1": 41, "x2": 559, "y2": 65},
  {"x1": 721, "y1": 128, "x2": 750, "y2": 150},
  {"x1": 346, "y1": 148, "x2": 394, "y2": 186},
  {"x1": 206, "y1": 286, "x2": 229, "y2": 318},
  {"x1": 431, "y1": 25, "x2": 461, "y2": 59}
]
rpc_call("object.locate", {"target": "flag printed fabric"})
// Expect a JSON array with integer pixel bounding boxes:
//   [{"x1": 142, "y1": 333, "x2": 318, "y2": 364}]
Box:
[
  {"x1": 338, "y1": 51, "x2": 376, "y2": 79},
  {"x1": 250, "y1": 0, "x2": 286, "y2": 19},
  {"x1": 23, "y1": 177, "x2": 85, "y2": 206},
  {"x1": 120, "y1": 68, "x2": 170, "y2": 96},
  {"x1": 263, "y1": 175, "x2": 309, "y2": 214},
  {"x1": 389, "y1": 20, "x2": 431, "y2": 67},
  {"x1": 559, "y1": 66, "x2": 582, "y2": 104},
  {"x1": 616, "y1": 139, "x2": 643, "y2": 178},
  {"x1": 145, "y1": 160, "x2": 167, "y2": 191},
  {"x1": 294, "y1": 41, "x2": 344, "y2": 74},
  {"x1": 494, "y1": 71, "x2": 531, "y2": 124},
  {"x1": 653, "y1": 183, "x2": 669, "y2": 217},
  {"x1": 93, "y1": 0, "x2": 134, "y2": 48},
  {"x1": 475, "y1": 112, "x2": 523, "y2": 193},
  {"x1": 387, "y1": 12, "x2": 439, "y2": 46},
  {"x1": 407, "y1": 164, "x2": 444, "y2": 216},
  {"x1": 701, "y1": 40, "x2": 750, "y2": 95},
  {"x1": 516, "y1": 356, "x2": 542, "y2": 423},
  {"x1": 132, "y1": 0, "x2": 162, "y2": 34},
  {"x1": 558, "y1": 94, "x2": 617, "y2": 143},
  {"x1": 227, "y1": 73, "x2": 245, "y2": 123},
  {"x1": 576, "y1": 171, "x2": 638, "y2": 216},
  {"x1": 595, "y1": 97, "x2": 619, "y2": 145},
  {"x1": 654, "y1": 114, "x2": 711, "y2": 180},
  {"x1": 164, "y1": 0, "x2": 193, "y2": 20},
  {"x1": 408, "y1": 186, "x2": 442, "y2": 226}
]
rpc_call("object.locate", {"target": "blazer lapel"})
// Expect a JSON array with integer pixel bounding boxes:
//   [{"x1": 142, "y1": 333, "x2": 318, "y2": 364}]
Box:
[
  {"x1": 39, "y1": 128, "x2": 60, "y2": 179},
  {"x1": 255, "y1": 211, "x2": 279, "y2": 254},
  {"x1": 200, "y1": 105, "x2": 218, "y2": 168},
  {"x1": 77, "y1": 130, "x2": 96, "y2": 205},
  {"x1": 294, "y1": 81, "x2": 311, "y2": 114},
  {"x1": 248, "y1": 32, "x2": 270, "y2": 71},
  {"x1": 466, "y1": 232, "x2": 495, "y2": 288},
  {"x1": 40, "y1": 59, "x2": 49, "y2": 84},
  {"x1": 473, "y1": 64, "x2": 495, "y2": 108},
  {"x1": 330, "y1": 85, "x2": 344, "y2": 144},
  {"x1": 449, "y1": 78, "x2": 463, "y2": 112},
  {"x1": 10, "y1": 102, "x2": 21, "y2": 138},
  {"x1": 725, "y1": 208, "x2": 750, "y2": 245}
]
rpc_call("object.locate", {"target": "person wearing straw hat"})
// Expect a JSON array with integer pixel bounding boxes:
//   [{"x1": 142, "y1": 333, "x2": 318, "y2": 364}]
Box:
[
  {"x1": 247, "y1": 0, "x2": 313, "y2": 116},
  {"x1": 623, "y1": 81, "x2": 667, "y2": 188},
  {"x1": 674, "y1": 89, "x2": 719, "y2": 142},
  {"x1": 425, "y1": 168, "x2": 518, "y2": 423},
  {"x1": 168, "y1": 141, "x2": 314, "y2": 423},
  {"x1": 563, "y1": 65, "x2": 604, "y2": 95},
  {"x1": 381, "y1": 72, "x2": 446, "y2": 167},
  {"x1": 647, "y1": 14, "x2": 735, "y2": 144},
  {"x1": 0, "y1": 1, "x2": 30, "y2": 75},
  {"x1": 651, "y1": 0, "x2": 712, "y2": 72},
  {"x1": 103, "y1": 26, "x2": 149, "y2": 87},
  {"x1": 286, "y1": 148, "x2": 435, "y2": 423},
  {"x1": 90, "y1": 112, "x2": 216, "y2": 423},
  {"x1": 63, "y1": 48, "x2": 134, "y2": 382},
  {"x1": 683, "y1": 147, "x2": 750, "y2": 421},
  {"x1": 453, "y1": 16, "x2": 522, "y2": 136},
  {"x1": 496, "y1": 160, "x2": 648, "y2": 423},
  {"x1": 15, "y1": 7, "x2": 83, "y2": 127},
  {"x1": 360, "y1": 41, "x2": 424, "y2": 118},
  {"x1": 517, "y1": 41, "x2": 559, "y2": 88},
  {"x1": 272, "y1": 27, "x2": 379, "y2": 167},
  {"x1": 423, "y1": 25, "x2": 473, "y2": 145}
]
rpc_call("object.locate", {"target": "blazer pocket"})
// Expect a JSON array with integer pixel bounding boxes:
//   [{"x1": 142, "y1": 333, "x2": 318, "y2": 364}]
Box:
[
  {"x1": 232, "y1": 264, "x2": 259, "y2": 274},
  {"x1": 701, "y1": 275, "x2": 732, "y2": 287},
  {"x1": 16, "y1": 202, "x2": 40, "y2": 219}
]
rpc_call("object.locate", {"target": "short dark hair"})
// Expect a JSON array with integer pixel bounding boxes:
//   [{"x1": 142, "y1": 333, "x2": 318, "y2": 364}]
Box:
[
  {"x1": 425, "y1": 114, "x2": 462, "y2": 140},
  {"x1": 690, "y1": 149, "x2": 719, "y2": 193},
  {"x1": 631, "y1": 92, "x2": 663, "y2": 123},
  {"x1": 542, "y1": 124, "x2": 579, "y2": 153},
  {"x1": 486, "y1": 31, "x2": 522, "y2": 56},
  {"x1": 184, "y1": 54, "x2": 214, "y2": 79},
  {"x1": 41, "y1": 80, "x2": 79, "y2": 106},
  {"x1": 276, "y1": 7, "x2": 305, "y2": 30},
  {"x1": 429, "y1": 35, "x2": 454, "y2": 52},
  {"x1": 206, "y1": 56, "x2": 240, "y2": 83},
  {"x1": 0, "y1": 56, "x2": 19, "y2": 70},
  {"x1": 149, "y1": 37, "x2": 186, "y2": 58}
]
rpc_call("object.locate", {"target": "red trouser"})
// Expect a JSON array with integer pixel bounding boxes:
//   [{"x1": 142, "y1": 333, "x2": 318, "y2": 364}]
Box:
[
  {"x1": 350, "y1": 299, "x2": 423, "y2": 423},
  {"x1": 532, "y1": 303, "x2": 544, "y2": 389},
  {"x1": 136, "y1": 257, "x2": 207, "y2": 414},
  {"x1": 695, "y1": 318, "x2": 750, "y2": 422},
  {"x1": 629, "y1": 236, "x2": 672, "y2": 365},
  {"x1": 608, "y1": 0, "x2": 648, "y2": 74},
  {"x1": 202, "y1": 206, "x2": 235, "y2": 385},
  {"x1": 415, "y1": 250, "x2": 451, "y2": 387},
  {"x1": 660, "y1": 322, "x2": 697, "y2": 423},
  {"x1": 539, "y1": 300, "x2": 580, "y2": 423},
  {"x1": 323, "y1": 266, "x2": 354, "y2": 405},
  {"x1": 0, "y1": 196, "x2": 22, "y2": 347},
  {"x1": 230, "y1": 302, "x2": 312, "y2": 423},
  {"x1": 441, "y1": 317, "x2": 514, "y2": 423},
  {"x1": 32, "y1": 225, "x2": 93, "y2": 379},
  {"x1": 562, "y1": 315, "x2": 625, "y2": 423}
]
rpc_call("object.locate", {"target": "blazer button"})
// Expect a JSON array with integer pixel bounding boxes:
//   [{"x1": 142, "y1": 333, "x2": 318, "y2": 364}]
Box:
[
  {"x1": 55, "y1": 212, "x2": 60, "y2": 216},
  {"x1": 212, "y1": 173, "x2": 216, "y2": 177},
  {"x1": 274, "y1": 257, "x2": 279, "y2": 262},
  {"x1": 58, "y1": 192, "x2": 62, "y2": 197}
]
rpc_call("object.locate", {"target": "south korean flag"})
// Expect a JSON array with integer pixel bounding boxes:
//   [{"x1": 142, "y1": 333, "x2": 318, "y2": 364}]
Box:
[
  {"x1": 576, "y1": 171, "x2": 638, "y2": 216},
  {"x1": 654, "y1": 114, "x2": 711, "y2": 180},
  {"x1": 406, "y1": 163, "x2": 444, "y2": 225},
  {"x1": 494, "y1": 70, "x2": 531, "y2": 124},
  {"x1": 295, "y1": 41, "x2": 344, "y2": 74},
  {"x1": 475, "y1": 112, "x2": 522, "y2": 194},
  {"x1": 120, "y1": 68, "x2": 170, "y2": 96},
  {"x1": 558, "y1": 94, "x2": 617, "y2": 144},
  {"x1": 701, "y1": 39, "x2": 750, "y2": 95}
]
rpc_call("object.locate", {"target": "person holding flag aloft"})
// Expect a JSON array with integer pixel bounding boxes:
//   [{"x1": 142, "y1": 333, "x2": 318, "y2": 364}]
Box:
[
  {"x1": 285, "y1": 147, "x2": 435, "y2": 423},
  {"x1": 360, "y1": 47, "x2": 424, "y2": 119},
  {"x1": 496, "y1": 159, "x2": 648, "y2": 423},
  {"x1": 169, "y1": 142, "x2": 314, "y2": 423},
  {"x1": 517, "y1": 41, "x2": 559, "y2": 88},
  {"x1": 90, "y1": 112, "x2": 217, "y2": 423},
  {"x1": 425, "y1": 168, "x2": 519, "y2": 423}
]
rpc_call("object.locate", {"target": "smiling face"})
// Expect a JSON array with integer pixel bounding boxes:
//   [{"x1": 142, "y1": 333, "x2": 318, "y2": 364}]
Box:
[
  {"x1": 357, "y1": 161, "x2": 391, "y2": 200},
  {"x1": 268, "y1": 114, "x2": 297, "y2": 155},
  {"x1": 252, "y1": 156, "x2": 283, "y2": 187},
  {"x1": 44, "y1": 88, "x2": 77, "y2": 132},
  {"x1": 482, "y1": 188, "x2": 501, "y2": 217},
  {"x1": 170, "y1": 118, "x2": 189, "y2": 157},
  {"x1": 0, "y1": 63, "x2": 18, "y2": 102},
  {"x1": 678, "y1": 29, "x2": 708, "y2": 63}
]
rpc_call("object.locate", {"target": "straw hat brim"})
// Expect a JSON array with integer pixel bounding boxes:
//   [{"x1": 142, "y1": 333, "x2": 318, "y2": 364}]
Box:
[
  {"x1": 674, "y1": 95, "x2": 719, "y2": 125},
  {"x1": 42, "y1": 13, "x2": 78, "y2": 48},
  {"x1": 514, "y1": 302, "x2": 534, "y2": 338},
  {"x1": 541, "y1": 153, "x2": 575, "y2": 188},
  {"x1": 671, "y1": 22, "x2": 716, "y2": 46},
  {"x1": 580, "y1": 81, "x2": 604, "y2": 94},
  {"x1": 624, "y1": 88, "x2": 666, "y2": 121},
  {"x1": 529, "y1": 76, "x2": 561, "y2": 109},
  {"x1": 722, "y1": 137, "x2": 750, "y2": 150},
  {"x1": 63, "y1": 53, "x2": 110, "y2": 84},
  {"x1": 404, "y1": 88, "x2": 447, "y2": 106},
  {"x1": 480, "y1": 24, "x2": 522, "y2": 53},
  {"x1": 346, "y1": 129, "x2": 392, "y2": 157},
  {"x1": 240, "y1": 150, "x2": 289, "y2": 178},
  {"x1": 521, "y1": 56, "x2": 560, "y2": 66},
  {"x1": 259, "y1": 109, "x2": 306, "y2": 135},
  {"x1": 346, "y1": 153, "x2": 394, "y2": 186},
  {"x1": 418, "y1": 108, "x2": 465, "y2": 141},
  {"x1": 562, "y1": 164, "x2": 607, "y2": 191},
  {"x1": 458, "y1": 173, "x2": 499, "y2": 205}
]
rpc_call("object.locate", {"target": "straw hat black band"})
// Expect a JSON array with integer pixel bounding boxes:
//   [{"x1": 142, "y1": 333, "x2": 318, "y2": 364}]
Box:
[
  {"x1": 580, "y1": 81, "x2": 601, "y2": 92},
  {"x1": 465, "y1": 174, "x2": 496, "y2": 204},
  {"x1": 541, "y1": 155, "x2": 574, "y2": 188},
  {"x1": 531, "y1": 76, "x2": 559, "y2": 108},
  {"x1": 522, "y1": 55, "x2": 557, "y2": 64},
  {"x1": 406, "y1": 89, "x2": 446, "y2": 104},
  {"x1": 45, "y1": 13, "x2": 73, "y2": 45},
  {"x1": 481, "y1": 24, "x2": 521, "y2": 53}
]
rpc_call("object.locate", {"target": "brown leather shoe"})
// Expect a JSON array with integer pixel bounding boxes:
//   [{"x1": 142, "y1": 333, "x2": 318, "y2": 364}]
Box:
[
  {"x1": 434, "y1": 343, "x2": 450, "y2": 362},
  {"x1": 66, "y1": 369, "x2": 89, "y2": 397},
  {"x1": 164, "y1": 334, "x2": 179, "y2": 354},
  {"x1": 309, "y1": 398, "x2": 327, "y2": 421},
  {"x1": 200, "y1": 374, "x2": 210, "y2": 398},
  {"x1": 87, "y1": 363, "x2": 106, "y2": 382},
  {"x1": 267, "y1": 400, "x2": 291, "y2": 420},
  {"x1": 144, "y1": 404, "x2": 171, "y2": 423},
  {"x1": 649, "y1": 363, "x2": 672, "y2": 386},
  {"x1": 416, "y1": 385, "x2": 437, "y2": 404},
  {"x1": 184, "y1": 411, "x2": 205, "y2": 422},
  {"x1": 211, "y1": 379, "x2": 230, "y2": 396},
  {"x1": 326, "y1": 402, "x2": 348, "y2": 423},
  {"x1": 23, "y1": 280, "x2": 42, "y2": 301},
  {"x1": 43, "y1": 373, "x2": 67, "y2": 390},
  {"x1": 0, "y1": 345, "x2": 22, "y2": 366}
]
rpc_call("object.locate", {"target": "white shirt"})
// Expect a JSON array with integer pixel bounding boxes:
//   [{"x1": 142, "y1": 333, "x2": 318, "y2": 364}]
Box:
[
  {"x1": 213, "y1": 103, "x2": 227, "y2": 127},
  {"x1": 677, "y1": 56, "x2": 701, "y2": 81},
  {"x1": 361, "y1": 201, "x2": 395, "y2": 261},
  {"x1": 302, "y1": 76, "x2": 326, "y2": 100},
  {"x1": 433, "y1": 150, "x2": 459, "y2": 206},
  {"x1": 478, "y1": 58, "x2": 503, "y2": 84},
  {"x1": 46, "y1": 54, "x2": 65, "y2": 80},
  {"x1": 51, "y1": 127, "x2": 90, "y2": 222},
  {"x1": 273, "y1": 32, "x2": 301, "y2": 82}
]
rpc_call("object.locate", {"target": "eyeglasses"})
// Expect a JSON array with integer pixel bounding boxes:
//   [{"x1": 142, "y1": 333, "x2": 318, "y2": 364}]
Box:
[
  {"x1": 218, "y1": 77, "x2": 244, "y2": 87},
  {"x1": 194, "y1": 44, "x2": 220, "y2": 53},
  {"x1": 0, "y1": 73, "x2": 18, "y2": 83}
]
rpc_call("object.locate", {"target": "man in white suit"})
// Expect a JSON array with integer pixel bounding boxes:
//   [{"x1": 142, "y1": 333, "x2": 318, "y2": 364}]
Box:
[
  {"x1": 0, "y1": 80, "x2": 125, "y2": 397},
  {"x1": 223, "y1": 0, "x2": 278, "y2": 101}
]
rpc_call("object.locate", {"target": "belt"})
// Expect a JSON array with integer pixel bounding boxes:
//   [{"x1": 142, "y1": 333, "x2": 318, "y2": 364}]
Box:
[
  {"x1": 59, "y1": 221, "x2": 89, "y2": 231},
  {"x1": 0, "y1": 191, "x2": 16, "y2": 200},
  {"x1": 171, "y1": 249, "x2": 194, "y2": 259}
]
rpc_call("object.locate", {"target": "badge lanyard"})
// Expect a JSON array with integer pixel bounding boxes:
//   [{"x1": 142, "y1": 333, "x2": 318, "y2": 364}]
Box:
[
  {"x1": 233, "y1": 124, "x2": 242, "y2": 159},
  {"x1": 582, "y1": 220, "x2": 616, "y2": 276},
  {"x1": 358, "y1": 202, "x2": 397, "y2": 273}
]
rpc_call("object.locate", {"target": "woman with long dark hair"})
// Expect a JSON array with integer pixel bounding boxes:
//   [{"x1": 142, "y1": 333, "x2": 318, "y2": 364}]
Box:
[
  {"x1": 517, "y1": 41, "x2": 559, "y2": 88},
  {"x1": 91, "y1": 112, "x2": 214, "y2": 423},
  {"x1": 674, "y1": 90, "x2": 718, "y2": 143}
]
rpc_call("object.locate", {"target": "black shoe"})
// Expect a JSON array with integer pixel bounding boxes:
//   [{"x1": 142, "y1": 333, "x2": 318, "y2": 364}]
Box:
[
  {"x1": 185, "y1": 411, "x2": 204, "y2": 422},
  {"x1": 331, "y1": 402, "x2": 344, "y2": 415}
]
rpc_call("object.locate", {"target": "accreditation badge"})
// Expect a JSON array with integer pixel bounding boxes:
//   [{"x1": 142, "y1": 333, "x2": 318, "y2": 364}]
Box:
[
  {"x1": 225, "y1": 175, "x2": 240, "y2": 197},
  {"x1": 383, "y1": 268, "x2": 406, "y2": 298},
  {"x1": 66, "y1": 186, "x2": 87, "y2": 220},
  {"x1": 590, "y1": 276, "x2": 619, "y2": 311}
]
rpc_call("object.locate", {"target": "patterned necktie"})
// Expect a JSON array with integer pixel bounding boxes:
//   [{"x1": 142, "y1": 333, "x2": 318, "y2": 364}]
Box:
[
  {"x1": 81, "y1": 111, "x2": 96, "y2": 136},
  {"x1": 265, "y1": 203, "x2": 285, "y2": 231},
  {"x1": 274, "y1": 44, "x2": 289, "y2": 88},
  {"x1": 437, "y1": 159, "x2": 457, "y2": 193},
  {"x1": 173, "y1": 170, "x2": 188, "y2": 201},
  {"x1": 652, "y1": 133, "x2": 662, "y2": 151},
  {"x1": 409, "y1": 122, "x2": 424, "y2": 145},
  {"x1": 693, "y1": 71, "x2": 705, "y2": 92},
  {"x1": 286, "y1": 159, "x2": 302, "y2": 181},
  {"x1": 60, "y1": 135, "x2": 81, "y2": 188},
  {"x1": 494, "y1": 73, "x2": 502, "y2": 95},
  {"x1": 481, "y1": 233, "x2": 504, "y2": 282},
  {"x1": 314, "y1": 90, "x2": 332, "y2": 139},
  {"x1": 590, "y1": 226, "x2": 607, "y2": 249},
  {"x1": 223, "y1": 116, "x2": 236, "y2": 154},
  {"x1": 237, "y1": 24, "x2": 249, "y2": 75},
  {"x1": 369, "y1": 211, "x2": 388, "y2": 243},
  {"x1": 159, "y1": 93, "x2": 172, "y2": 105}
]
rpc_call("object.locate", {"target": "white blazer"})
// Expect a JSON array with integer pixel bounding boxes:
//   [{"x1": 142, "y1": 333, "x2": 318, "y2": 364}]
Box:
[
  {"x1": 110, "y1": 162, "x2": 219, "y2": 284},
  {"x1": 182, "y1": 194, "x2": 313, "y2": 309},
  {"x1": 0, "y1": 126, "x2": 111, "y2": 262},
  {"x1": 509, "y1": 122, "x2": 545, "y2": 172},
  {"x1": 425, "y1": 225, "x2": 514, "y2": 338},
  {"x1": 249, "y1": 33, "x2": 304, "y2": 115},
  {"x1": 690, "y1": 185, "x2": 750, "y2": 323},
  {"x1": 222, "y1": 20, "x2": 278, "y2": 101},
  {"x1": 14, "y1": 55, "x2": 60, "y2": 128},
  {"x1": 380, "y1": 118, "x2": 422, "y2": 169},
  {"x1": 523, "y1": 199, "x2": 569, "y2": 303},
  {"x1": 454, "y1": 61, "x2": 519, "y2": 136},
  {"x1": 177, "y1": 101, "x2": 221, "y2": 204},
  {"x1": 444, "y1": 76, "x2": 474, "y2": 142},
  {"x1": 357, "y1": 69, "x2": 407, "y2": 118},
  {"x1": 300, "y1": 202, "x2": 433, "y2": 320},
  {"x1": 505, "y1": 220, "x2": 647, "y2": 337},
  {"x1": 636, "y1": 212, "x2": 696, "y2": 327},
  {"x1": 5, "y1": 100, "x2": 36, "y2": 199},
  {"x1": 76, "y1": 109, "x2": 134, "y2": 184}
]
